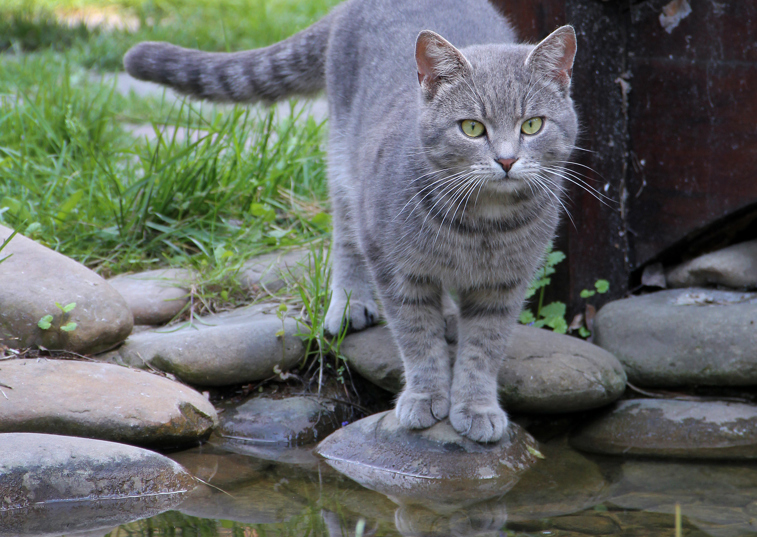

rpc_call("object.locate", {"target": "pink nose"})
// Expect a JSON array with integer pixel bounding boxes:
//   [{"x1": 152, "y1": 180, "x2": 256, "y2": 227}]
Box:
[{"x1": 497, "y1": 158, "x2": 518, "y2": 172}]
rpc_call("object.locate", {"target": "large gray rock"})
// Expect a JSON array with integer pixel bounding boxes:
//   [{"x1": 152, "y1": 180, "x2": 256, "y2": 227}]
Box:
[
  {"x1": 316, "y1": 411, "x2": 540, "y2": 505},
  {"x1": 341, "y1": 324, "x2": 626, "y2": 413},
  {"x1": 0, "y1": 225, "x2": 133, "y2": 354},
  {"x1": 99, "y1": 304, "x2": 305, "y2": 386},
  {"x1": 0, "y1": 359, "x2": 217, "y2": 449},
  {"x1": 217, "y1": 394, "x2": 350, "y2": 448},
  {"x1": 0, "y1": 433, "x2": 194, "y2": 535},
  {"x1": 239, "y1": 249, "x2": 311, "y2": 292},
  {"x1": 667, "y1": 240, "x2": 757, "y2": 289},
  {"x1": 107, "y1": 268, "x2": 193, "y2": 325},
  {"x1": 594, "y1": 289, "x2": 757, "y2": 387},
  {"x1": 571, "y1": 398, "x2": 757, "y2": 459}
]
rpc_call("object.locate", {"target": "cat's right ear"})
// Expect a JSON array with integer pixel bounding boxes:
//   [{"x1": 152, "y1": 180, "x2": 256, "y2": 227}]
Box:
[{"x1": 415, "y1": 31, "x2": 471, "y2": 99}]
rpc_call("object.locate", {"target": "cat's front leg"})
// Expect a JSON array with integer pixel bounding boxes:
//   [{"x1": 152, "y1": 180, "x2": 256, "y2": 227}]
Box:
[
  {"x1": 376, "y1": 271, "x2": 451, "y2": 429},
  {"x1": 450, "y1": 282, "x2": 525, "y2": 443}
]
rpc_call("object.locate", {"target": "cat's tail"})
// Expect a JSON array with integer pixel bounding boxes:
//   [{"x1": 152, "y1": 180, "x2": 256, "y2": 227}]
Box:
[{"x1": 123, "y1": 11, "x2": 334, "y2": 104}]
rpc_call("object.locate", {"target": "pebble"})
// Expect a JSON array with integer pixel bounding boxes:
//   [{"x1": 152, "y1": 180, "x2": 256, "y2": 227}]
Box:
[
  {"x1": 0, "y1": 432, "x2": 193, "y2": 534},
  {"x1": 99, "y1": 304, "x2": 305, "y2": 386},
  {"x1": 667, "y1": 240, "x2": 757, "y2": 289},
  {"x1": 594, "y1": 289, "x2": 757, "y2": 387},
  {"x1": 315, "y1": 410, "x2": 540, "y2": 504},
  {"x1": 107, "y1": 268, "x2": 193, "y2": 325},
  {"x1": 0, "y1": 225, "x2": 133, "y2": 354},
  {"x1": 341, "y1": 324, "x2": 627, "y2": 413},
  {"x1": 0, "y1": 359, "x2": 218, "y2": 449},
  {"x1": 239, "y1": 248, "x2": 311, "y2": 292},
  {"x1": 571, "y1": 398, "x2": 757, "y2": 459}
]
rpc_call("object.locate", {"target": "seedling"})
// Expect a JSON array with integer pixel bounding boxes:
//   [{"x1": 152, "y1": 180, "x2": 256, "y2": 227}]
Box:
[{"x1": 38, "y1": 302, "x2": 77, "y2": 333}]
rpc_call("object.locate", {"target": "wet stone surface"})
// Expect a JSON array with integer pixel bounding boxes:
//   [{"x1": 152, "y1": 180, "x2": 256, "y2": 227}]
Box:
[
  {"x1": 0, "y1": 224, "x2": 133, "y2": 354},
  {"x1": 594, "y1": 288, "x2": 757, "y2": 387},
  {"x1": 99, "y1": 304, "x2": 305, "y2": 386},
  {"x1": 0, "y1": 359, "x2": 218, "y2": 449},
  {"x1": 571, "y1": 398, "x2": 757, "y2": 459},
  {"x1": 316, "y1": 410, "x2": 540, "y2": 504},
  {"x1": 341, "y1": 324, "x2": 627, "y2": 413},
  {"x1": 107, "y1": 268, "x2": 193, "y2": 326}
]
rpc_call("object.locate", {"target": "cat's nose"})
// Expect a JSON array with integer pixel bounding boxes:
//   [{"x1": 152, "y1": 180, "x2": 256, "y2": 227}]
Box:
[{"x1": 496, "y1": 158, "x2": 518, "y2": 172}]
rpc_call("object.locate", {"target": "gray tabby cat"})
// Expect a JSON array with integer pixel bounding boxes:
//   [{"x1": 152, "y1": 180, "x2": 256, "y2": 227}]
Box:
[{"x1": 124, "y1": 0, "x2": 578, "y2": 443}]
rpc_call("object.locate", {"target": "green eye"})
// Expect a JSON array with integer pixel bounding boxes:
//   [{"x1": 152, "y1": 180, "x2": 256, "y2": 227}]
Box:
[
  {"x1": 521, "y1": 117, "x2": 543, "y2": 135},
  {"x1": 461, "y1": 120, "x2": 486, "y2": 138}
]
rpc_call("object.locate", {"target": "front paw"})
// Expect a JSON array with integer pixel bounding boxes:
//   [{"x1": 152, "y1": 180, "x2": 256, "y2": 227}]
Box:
[
  {"x1": 450, "y1": 402, "x2": 508, "y2": 443},
  {"x1": 324, "y1": 296, "x2": 379, "y2": 335},
  {"x1": 396, "y1": 390, "x2": 450, "y2": 430}
]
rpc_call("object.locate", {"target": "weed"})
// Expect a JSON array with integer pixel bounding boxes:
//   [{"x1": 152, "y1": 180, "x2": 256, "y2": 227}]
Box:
[
  {"x1": 0, "y1": 229, "x2": 16, "y2": 265},
  {"x1": 38, "y1": 301, "x2": 78, "y2": 333}
]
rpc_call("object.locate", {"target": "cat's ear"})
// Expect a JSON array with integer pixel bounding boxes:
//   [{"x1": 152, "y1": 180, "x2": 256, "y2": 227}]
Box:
[
  {"x1": 415, "y1": 31, "x2": 471, "y2": 99},
  {"x1": 525, "y1": 25, "x2": 577, "y2": 95}
]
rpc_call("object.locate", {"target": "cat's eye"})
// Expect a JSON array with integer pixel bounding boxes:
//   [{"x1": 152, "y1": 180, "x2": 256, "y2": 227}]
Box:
[
  {"x1": 460, "y1": 120, "x2": 486, "y2": 138},
  {"x1": 521, "y1": 117, "x2": 543, "y2": 135}
]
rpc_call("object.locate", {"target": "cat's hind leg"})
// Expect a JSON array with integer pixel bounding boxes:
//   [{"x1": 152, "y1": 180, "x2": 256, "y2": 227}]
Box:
[{"x1": 323, "y1": 179, "x2": 380, "y2": 335}]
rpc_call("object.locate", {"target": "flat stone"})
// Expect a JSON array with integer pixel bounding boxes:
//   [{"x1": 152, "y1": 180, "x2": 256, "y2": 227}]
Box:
[
  {"x1": 0, "y1": 433, "x2": 195, "y2": 506},
  {"x1": 99, "y1": 304, "x2": 305, "y2": 386},
  {"x1": 0, "y1": 359, "x2": 218, "y2": 449},
  {"x1": 239, "y1": 249, "x2": 311, "y2": 292},
  {"x1": 0, "y1": 225, "x2": 133, "y2": 354},
  {"x1": 571, "y1": 398, "x2": 757, "y2": 459},
  {"x1": 594, "y1": 289, "x2": 757, "y2": 387},
  {"x1": 217, "y1": 394, "x2": 349, "y2": 448},
  {"x1": 107, "y1": 268, "x2": 193, "y2": 325},
  {"x1": 316, "y1": 410, "x2": 540, "y2": 504},
  {"x1": 341, "y1": 324, "x2": 626, "y2": 413},
  {"x1": 667, "y1": 240, "x2": 757, "y2": 289}
]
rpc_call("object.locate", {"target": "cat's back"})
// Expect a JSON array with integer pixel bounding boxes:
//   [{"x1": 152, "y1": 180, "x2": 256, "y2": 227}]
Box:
[{"x1": 327, "y1": 0, "x2": 516, "y2": 120}]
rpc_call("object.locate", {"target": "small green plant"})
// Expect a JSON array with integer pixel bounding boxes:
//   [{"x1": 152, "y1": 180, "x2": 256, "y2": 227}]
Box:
[
  {"x1": 0, "y1": 229, "x2": 16, "y2": 265},
  {"x1": 38, "y1": 302, "x2": 77, "y2": 333},
  {"x1": 519, "y1": 247, "x2": 568, "y2": 333}
]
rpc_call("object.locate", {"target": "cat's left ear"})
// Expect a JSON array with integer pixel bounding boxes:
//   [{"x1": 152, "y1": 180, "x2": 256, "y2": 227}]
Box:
[
  {"x1": 525, "y1": 25, "x2": 577, "y2": 95},
  {"x1": 415, "y1": 31, "x2": 472, "y2": 99}
]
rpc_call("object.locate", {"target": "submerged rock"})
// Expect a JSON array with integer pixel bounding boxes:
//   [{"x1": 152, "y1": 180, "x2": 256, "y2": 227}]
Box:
[
  {"x1": 341, "y1": 324, "x2": 626, "y2": 413},
  {"x1": 99, "y1": 304, "x2": 305, "y2": 386},
  {"x1": 667, "y1": 240, "x2": 757, "y2": 289},
  {"x1": 0, "y1": 359, "x2": 217, "y2": 449},
  {"x1": 594, "y1": 289, "x2": 757, "y2": 387},
  {"x1": 217, "y1": 394, "x2": 351, "y2": 448},
  {"x1": 571, "y1": 398, "x2": 757, "y2": 459},
  {"x1": 107, "y1": 268, "x2": 193, "y2": 325},
  {"x1": 239, "y1": 249, "x2": 311, "y2": 292},
  {"x1": 0, "y1": 225, "x2": 133, "y2": 354},
  {"x1": 316, "y1": 410, "x2": 540, "y2": 504}
]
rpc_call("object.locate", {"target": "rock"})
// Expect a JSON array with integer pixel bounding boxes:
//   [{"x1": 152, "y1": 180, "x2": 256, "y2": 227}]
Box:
[
  {"x1": 315, "y1": 411, "x2": 540, "y2": 504},
  {"x1": 571, "y1": 398, "x2": 757, "y2": 459},
  {"x1": 667, "y1": 240, "x2": 757, "y2": 289},
  {"x1": 0, "y1": 433, "x2": 193, "y2": 534},
  {"x1": 107, "y1": 268, "x2": 193, "y2": 325},
  {"x1": 341, "y1": 324, "x2": 627, "y2": 413},
  {"x1": 0, "y1": 359, "x2": 218, "y2": 449},
  {"x1": 593, "y1": 289, "x2": 757, "y2": 387},
  {"x1": 217, "y1": 394, "x2": 350, "y2": 448},
  {"x1": 99, "y1": 304, "x2": 305, "y2": 386},
  {"x1": 239, "y1": 249, "x2": 311, "y2": 292},
  {"x1": 0, "y1": 225, "x2": 133, "y2": 354}
]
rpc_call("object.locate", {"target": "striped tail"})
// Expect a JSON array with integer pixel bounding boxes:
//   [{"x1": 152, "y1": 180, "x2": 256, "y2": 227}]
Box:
[{"x1": 123, "y1": 12, "x2": 334, "y2": 104}]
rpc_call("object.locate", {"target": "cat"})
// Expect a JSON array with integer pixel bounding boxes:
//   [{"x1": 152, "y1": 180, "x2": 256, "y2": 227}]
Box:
[{"x1": 124, "y1": 0, "x2": 578, "y2": 443}]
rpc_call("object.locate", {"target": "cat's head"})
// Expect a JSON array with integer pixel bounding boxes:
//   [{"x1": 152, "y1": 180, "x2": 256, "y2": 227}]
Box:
[{"x1": 415, "y1": 26, "x2": 579, "y2": 198}]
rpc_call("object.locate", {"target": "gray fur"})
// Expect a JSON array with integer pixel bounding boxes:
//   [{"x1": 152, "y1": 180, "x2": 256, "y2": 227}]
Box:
[{"x1": 124, "y1": 0, "x2": 579, "y2": 443}]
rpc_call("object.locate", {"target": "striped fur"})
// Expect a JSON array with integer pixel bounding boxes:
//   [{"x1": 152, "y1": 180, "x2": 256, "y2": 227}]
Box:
[{"x1": 123, "y1": 0, "x2": 579, "y2": 443}]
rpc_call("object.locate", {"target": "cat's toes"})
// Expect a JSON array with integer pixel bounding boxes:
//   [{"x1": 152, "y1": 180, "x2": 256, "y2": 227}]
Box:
[
  {"x1": 324, "y1": 297, "x2": 379, "y2": 335},
  {"x1": 396, "y1": 390, "x2": 450, "y2": 429},
  {"x1": 450, "y1": 402, "x2": 508, "y2": 443}
]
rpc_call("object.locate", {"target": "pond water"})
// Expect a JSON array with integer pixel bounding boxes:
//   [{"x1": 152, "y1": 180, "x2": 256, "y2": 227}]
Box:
[{"x1": 68, "y1": 435, "x2": 757, "y2": 537}]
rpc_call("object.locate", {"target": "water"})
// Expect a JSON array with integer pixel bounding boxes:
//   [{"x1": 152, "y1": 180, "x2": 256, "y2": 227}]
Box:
[{"x1": 19, "y1": 435, "x2": 756, "y2": 537}]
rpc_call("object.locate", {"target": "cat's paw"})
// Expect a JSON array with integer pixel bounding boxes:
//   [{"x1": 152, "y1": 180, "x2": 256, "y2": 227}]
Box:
[
  {"x1": 449, "y1": 402, "x2": 508, "y2": 443},
  {"x1": 396, "y1": 390, "x2": 450, "y2": 429},
  {"x1": 323, "y1": 295, "x2": 380, "y2": 335}
]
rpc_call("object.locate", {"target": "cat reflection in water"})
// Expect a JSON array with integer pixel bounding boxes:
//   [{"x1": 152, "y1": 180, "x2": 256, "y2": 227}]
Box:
[{"x1": 124, "y1": 0, "x2": 579, "y2": 443}]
